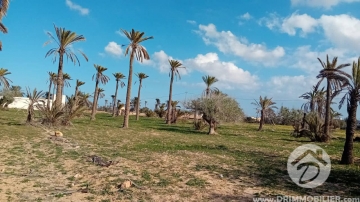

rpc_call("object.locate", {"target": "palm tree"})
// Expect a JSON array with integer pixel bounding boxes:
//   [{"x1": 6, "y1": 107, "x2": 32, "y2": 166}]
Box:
[
  {"x1": 46, "y1": 72, "x2": 57, "y2": 109},
  {"x1": 202, "y1": 75, "x2": 219, "y2": 98},
  {"x1": 62, "y1": 73, "x2": 72, "y2": 95},
  {"x1": 90, "y1": 65, "x2": 109, "y2": 120},
  {"x1": 74, "y1": 79, "x2": 85, "y2": 101},
  {"x1": 97, "y1": 88, "x2": 105, "y2": 109},
  {"x1": 145, "y1": 101, "x2": 147, "y2": 108},
  {"x1": 316, "y1": 55, "x2": 351, "y2": 142},
  {"x1": 300, "y1": 86, "x2": 324, "y2": 113},
  {"x1": 78, "y1": 92, "x2": 92, "y2": 108},
  {"x1": 338, "y1": 58, "x2": 360, "y2": 164},
  {"x1": 44, "y1": 24, "x2": 88, "y2": 108},
  {"x1": 0, "y1": 0, "x2": 9, "y2": 20},
  {"x1": 135, "y1": 72, "x2": 149, "y2": 120},
  {"x1": 121, "y1": 29, "x2": 153, "y2": 128},
  {"x1": 0, "y1": 0, "x2": 9, "y2": 51},
  {"x1": 167, "y1": 60, "x2": 186, "y2": 124},
  {"x1": 155, "y1": 98, "x2": 160, "y2": 110},
  {"x1": 25, "y1": 87, "x2": 45, "y2": 123},
  {"x1": 131, "y1": 97, "x2": 139, "y2": 112},
  {"x1": 0, "y1": 68, "x2": 11, "y2": 89},
  {"x1": 112, "y1": 72, "x2": 126, "y2": 117},
  {"x1": 71, "y1": 79, "x2": 85, "y2": 113},
  {"x1": 251, "y1": 96, "x2": 277, "y2": 131}
]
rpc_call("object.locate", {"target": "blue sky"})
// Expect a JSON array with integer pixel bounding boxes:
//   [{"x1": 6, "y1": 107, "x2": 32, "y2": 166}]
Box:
[{"x1": 1, "y1": 0, "x2": 360, "y2": 117}]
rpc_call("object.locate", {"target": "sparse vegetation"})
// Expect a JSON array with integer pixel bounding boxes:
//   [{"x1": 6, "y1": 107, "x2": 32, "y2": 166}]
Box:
[{"x1": 0, "y1": 110, "x2": 359, "y2": 201}]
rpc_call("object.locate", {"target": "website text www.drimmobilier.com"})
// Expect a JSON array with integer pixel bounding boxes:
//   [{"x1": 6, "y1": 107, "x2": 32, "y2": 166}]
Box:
[{"x1": 252, "y1": 196, "x2": 360, "y2": 202}]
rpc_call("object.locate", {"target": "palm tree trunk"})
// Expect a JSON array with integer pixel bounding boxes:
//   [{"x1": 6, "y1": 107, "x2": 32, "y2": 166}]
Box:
[
  {"x1": 258, "y1": 109, "x2": 264, "y2": 131},
  {"x1": 166, "y1": 71, "x2": 174, "y2": 124},
  {"x1": 47, "y1": 81, "x2": 52, "y2": 109},
  {"x1": 112, "y1": 81, "x2": 119, "y2": 117},
  {"x1": 71, "y1": 85, "x2": 79, "y2": 114},
  {"x1": 136, "y1": 79, "x2": 142, "y2": 121},
  {"x1": 90, "y1": 82, "x2": 99, "y2": 120},
  {"x1": 123, "y1": 52, "x2": 135, "y2": 128},
  {"x1": 55, "y1": 54, "x2": 64, "y2": 108},
  {"x1": 324, "y1": 79, "x2": 331, "y2": 142},
  {"x1": 340, "y1": 91, "x2": 357, "y2": 164},
  {"x1": 310, "y1": 101, "x2": 314, "y2": 112},
  {"x1": 208, "y1": 119, "x2": 217, "y2": 135}
]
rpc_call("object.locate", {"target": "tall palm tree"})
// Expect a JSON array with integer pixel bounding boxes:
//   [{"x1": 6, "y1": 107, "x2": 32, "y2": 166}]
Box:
[
  {"x1": 44, "y1": 24, "x2": 88, "y2": 108},
  {"x1": 112, "y1": 72, "x2": 126, "y2": 117},
  {"x1": 111, "y1": 95, "x2": 115, "y2": 113},
  {"x1": 135, "y1": 72, "x2": 149, "y2": 120},
  {"x1": 202, "y1": 75, "x2": 219, "y2": 98},
  {"x1": 338, "y1": 58, "x2": 360, "y2": 164},
  {"x1": 90, "y1": 65, "x2": 109, "y2": 120},
  {"x1": 316, "y1": 55, "x2": 351, "y2": 142},
  {"x1": 167, "y1": 60, "x2": 186, "y2": 124},
  {"x1": 46, "y1": 72, "x2": 57, "y2": 109},
  {"x1": 0, "y1": 0, "x2": 9, "y2": 51},
  {"x1": 251, "y1": 96, "x2": 277, "y2": 131},
  {"x1": 0, "y1": 68, "x2": 11, "y2": 89},
  {"x1": 121, "y1": 29, "x2": 153, "y2": 128}
]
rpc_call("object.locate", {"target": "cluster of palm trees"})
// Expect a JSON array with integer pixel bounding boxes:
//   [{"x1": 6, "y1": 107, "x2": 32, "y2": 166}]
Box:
[
  {"x1": 2, "y1": 0, "x2": 357, "y2": 165},
  {"x1": 298, "y1": 55, "x2": 360, "y2": 165}
]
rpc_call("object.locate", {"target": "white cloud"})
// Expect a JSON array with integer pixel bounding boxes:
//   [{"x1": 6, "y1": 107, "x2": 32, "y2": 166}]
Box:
[
  {"x1": 104, "y1": 42, "x2": 123, "y2": 57},
  {"x1": 184, "y1": 53, "x2": 259, "y2": 90},
  {"x1": 240, "y1": 12, "x2": 252, "y2": 20},
  {"x1": 291, "y1": 0, "x2": 360, "y2": 9},
  {"x1": 319, "y1": 14, "x2": 360, "y2": 51},
  {"x1": 149, "y1": 50, "x2": 259, "y2": 90},
  {"x1": 267, "y1": 75, "x2": 318, "y2": 98},
  {"x1": 186, "y1": 20, "x2": 197, "y2": 25},
  {"x1": 197, "y1": 23, "x2": 285, "y2": 66},
  {"x1": 281, "y1": 13, "x2": 318, "y2": 36},
  {"x1": 259, "y1": 13, "x2": 281, "y2": 30},
  {"x1": 65, "y1": 0, "x2": 89, "y2": 15},
  {"x1": 260, "y1": 12, "x2": 318, "y2": 37},
  {"x1": 261, "y1": 13, "x2": 360, "y2": 51},
  {"x1": 152, "y1": 50, "x2": 189, "y2": 75},
  {"x1": 287, "y1": 45, "x2": 355, "y2": 75}
]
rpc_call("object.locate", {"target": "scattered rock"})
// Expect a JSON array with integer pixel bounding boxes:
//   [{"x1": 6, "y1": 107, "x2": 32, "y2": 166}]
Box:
[
  {"x1": 118, "y1": 180, "x2": 132, "y2": 190},
  {"x1": 74, "y1": 173, "x2": 82, "y2": 178},
  {"x1": 54, "y1": 131, "x2": 63, "y2": 137}
]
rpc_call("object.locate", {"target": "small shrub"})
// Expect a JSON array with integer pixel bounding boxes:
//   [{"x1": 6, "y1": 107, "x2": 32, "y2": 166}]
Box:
[
  {"x1": 194, "y1": 120, "x2": 207, "y2": 130},
  {"x1": 145, "y1": 110, "x2": 156, "y2": 117}
]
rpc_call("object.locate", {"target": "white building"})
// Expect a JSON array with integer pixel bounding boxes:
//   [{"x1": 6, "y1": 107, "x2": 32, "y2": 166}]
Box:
[{"x1": 4, "y1": 95, "x2": 66, "y2": 110}]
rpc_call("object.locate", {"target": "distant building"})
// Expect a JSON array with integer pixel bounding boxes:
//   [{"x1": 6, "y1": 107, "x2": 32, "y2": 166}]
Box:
[{"x1": 3, "y1": 95, "x2": 66, "y2": 110}]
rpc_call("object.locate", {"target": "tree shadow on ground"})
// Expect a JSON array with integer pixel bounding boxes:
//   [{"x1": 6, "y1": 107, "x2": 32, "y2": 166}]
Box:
[
  {"x1": 148, "y1": 123, "x2": 207, "y2": 136},
  {"x1": 195, "y1": 145, "x2": 360, "y2": 197},
  {"x1": 208, "y1": 193, "x2": 254, "y2": 202}
]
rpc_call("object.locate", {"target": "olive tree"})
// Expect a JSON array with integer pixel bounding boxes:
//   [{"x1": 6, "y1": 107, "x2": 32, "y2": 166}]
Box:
[{"x1": 185, "y1": 93, "x2": 244, "y2": 135}]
